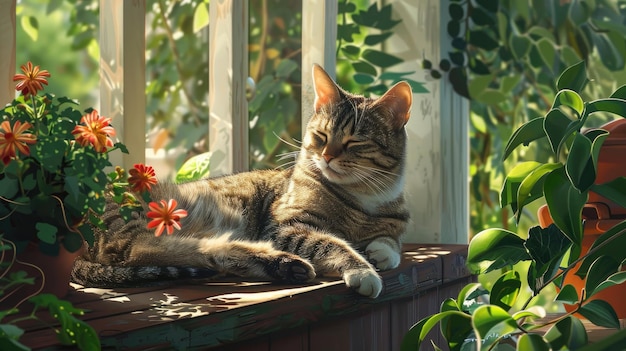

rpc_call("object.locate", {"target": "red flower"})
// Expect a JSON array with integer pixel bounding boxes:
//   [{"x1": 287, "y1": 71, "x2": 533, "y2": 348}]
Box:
[
  {"x1": 128, "y1": 163, "x2": 158, "y2": 193},
  {"x1": 13, "y1": 61, "x2": 50, "y2": 97},
  {"x1": 146, "y1": 199, "x2": 188, "y2": 237},
  {"x1": 0, "y1": 120, "x2": 37, "y2": 165},
  {"x1": 71, "y1": 110, "x2": 116, "y2": 153}
]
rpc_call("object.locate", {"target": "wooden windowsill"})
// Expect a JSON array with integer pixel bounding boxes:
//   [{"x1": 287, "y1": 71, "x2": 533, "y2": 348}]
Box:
[{"x1": 15, "y1": 244, "x2": 472, "y2": 350}]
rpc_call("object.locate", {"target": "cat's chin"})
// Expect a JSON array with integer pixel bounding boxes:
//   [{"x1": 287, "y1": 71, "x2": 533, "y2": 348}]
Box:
[
  {"x1": 317, "y1": 163, "x2": 351, "y2": 184},
  {"x1": 321, "y1": 167, "x2": 343, "y2": 182}
]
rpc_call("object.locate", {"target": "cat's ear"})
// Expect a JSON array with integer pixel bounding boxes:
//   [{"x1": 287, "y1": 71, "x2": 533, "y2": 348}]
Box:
[
  {"x1": 312, "y1": 64, "x2": 341, "y2": 113},
  {"x1": 375, "y1": 81, "x2": 413, "y2": 128}
]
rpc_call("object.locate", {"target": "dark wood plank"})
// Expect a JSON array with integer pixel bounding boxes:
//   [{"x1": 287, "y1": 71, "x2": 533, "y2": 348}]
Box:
[
  {"x1": 15, "y1": 244, "x2": 471, "y2": 350},
  {"x1": 268, "y1": 326, "x2": 309, "y2": 351}
]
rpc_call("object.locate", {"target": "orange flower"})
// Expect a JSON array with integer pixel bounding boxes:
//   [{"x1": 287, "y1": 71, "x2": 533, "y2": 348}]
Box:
[
  {"x1": 71, "y1": 110, "x2": 116, "y2": 153},
  {"x1": 0, "y1": 120, "x2": 37, "y2": 165},
  {"x1": 13, "y1": 61, "x2": 50, "y2": 97},
  {"x1": 146, "y1": 199, "x2": 188, "y2": 237},
  {"x1": 128, "y1": 163, "x2": 158, "y2": 193}
]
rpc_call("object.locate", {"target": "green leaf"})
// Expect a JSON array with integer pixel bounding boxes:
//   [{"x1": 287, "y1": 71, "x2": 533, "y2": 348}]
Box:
[
  {"x1": 515, "y1": 163, "x2": 562, "y2": 222},
  {"x1": 475, "y1": 89, "x2": 507, "y2": 105},
  {"x1": 36, "y1": 222, "x2": 57, "y2": 244},
  {"x1": 500, "y1": 161, "x2": 542, "y2": 209},
  {"x1": 457, "y1": 283, "x2": 482, "y2": 310},
  {"x1": 585, "y1": 256, "x2": 621, "y2": 297},
  {"x1": 354, "y1": 73, "x2": 375, "y2": 85},
  {"x1": 587, "y1": 98, "x2": 626, "y2": 117},
  {"x1": 490, "y1": 271, "x2": 521, "y2": 311},
  {"x1": 512, "y1": 306, "x2": 546, "y2": 321},
  {"x1": 470, "y1": 7, "x2": 495, "y2": 26},
  {"x1": 192, "y1": 2, "x2": 209, "y2": 33},
  {"x1": 518, "y1": 334, "x2": 551, "y2": 351},
  {"x1": 175, "y1": 152, "x2": 211, "y2": 183},
  {"x1": 62, "y1": 231, "x2": 84, "y2": 253},
  {"x1": 509, "y1": 35, "x2": 532, "y2": 60},
  {"x1": 565, "y1": 133, "x2": 594, "y2": 192},
  {"x1": 552, "y1": 89, "x2": 584, "y2": 116},
  {"x1": 275, "y1": 59, "x2": 298, "y2": 78},
  {"x1": 544, "y1": 108, "x2": 575, "y2": 157},
  {"x1": 476, "y1": 0, "x2": 498, "y2": 12},
  {"x1": 591, "y1": 177, "x2": 626, "y2": 208},
  {"x1": 543, "y1": 168, "x2": 587, "y2": 246},
  {"x1": 467, "y1": 228, "x2": 531, "y2": 273},
  {"x1": 0, "y1": 324, "x2": 24, "y2": 340},
  {"x1": 469, "y1": 30, "x2": 499, "y2": 50},
  {"x1": 577, "y1": 220, "x2": 626, "y2": 278},
  {"x1": 340, "y1": 45, "x2": 360, "y2": 59},
  {"x1": 525, "y1": 225, "x2": 572, "y2": 292},
  {"x1": 556, "y1": 61, "x2": 587, "y2": 93},
  {"x1": 594, "y1": 31, "x2": 626, "y2": 71},
  {"x1": 503, "y1": 117, "x2": 546, "y2": 160},
  {"x1": 544, "y1": 316, "x2": 587, "y2": 350},
  {"x1": 579, "y1": 300, "x2": 620, "y2": 329},
  {"x1": 29, "y1": 294, "x2": 101, "y2": 349},
  {"x1": 400, "y1": 311, "x2": 469, "y2": 351},
  {"x1": 46, "y1": 0, "x2": 64, "y2": 14},
  {"x1": 364, "y1": 32, "x2": 393, "y2": 46},
  {"x1": 536, "y1": 38, "x2": 557, "y2": 70},
  {"x1": 351, "y1": 61, "x2": 377, "y2": 76},
  {"x1": 609, "y1": 85, "x2": 626, "y2": 99},
  {"x1": 555, "y1": 284, "x2": 579, "y2": 304},
  {"x1": 471, "y1": 305, "x2": 518, "y2": 350},
  {"x1": 20, "y1": 15, "x2": 39, "y2": 42},
  {"x1": 565, "y1": 129, "x2": 609, "y2": 192},
  {"x1": 592, "y1": 271, "x2": 626, "y2": 297},
  {"x1": 351, "y1": 3, "x2": 400, "y2": 30},
  {"x1": 440, "y1": 299, "x2": 473, "y2": 351},
  {"x1": 576, "y1": 328, "x2": 626, "y2": 351},
  {"x1": 361, "y1": 49, "x2": 403, "y2": 68},
  {"x1": 568, "y1": 0, "x2": 590, "y2": 25}
]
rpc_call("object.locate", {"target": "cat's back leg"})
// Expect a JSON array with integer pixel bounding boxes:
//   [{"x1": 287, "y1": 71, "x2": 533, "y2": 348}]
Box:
[{"x1": 123, "y1": 234, "x2": 317, "y2": 284}]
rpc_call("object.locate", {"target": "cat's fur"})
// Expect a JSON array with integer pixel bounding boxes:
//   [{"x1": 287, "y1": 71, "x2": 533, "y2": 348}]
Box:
[{"x1": 71, "y1": 64, "x2": 412, "y2": 298}]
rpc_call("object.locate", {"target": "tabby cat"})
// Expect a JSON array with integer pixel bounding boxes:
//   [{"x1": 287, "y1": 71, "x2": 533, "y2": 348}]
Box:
[{"x1": 71, "y1": 64, "x2": 412, "y2": 298}]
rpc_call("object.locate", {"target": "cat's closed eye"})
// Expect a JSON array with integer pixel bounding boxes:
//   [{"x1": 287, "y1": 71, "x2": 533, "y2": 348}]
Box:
[{"x1": 311, "y1": 131, "x2": 327, "y2": 146}]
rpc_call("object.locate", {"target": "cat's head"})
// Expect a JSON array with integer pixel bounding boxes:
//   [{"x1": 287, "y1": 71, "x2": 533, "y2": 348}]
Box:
[{"x1": 301, "y1": 64, "x2": 412, "y2": 196}]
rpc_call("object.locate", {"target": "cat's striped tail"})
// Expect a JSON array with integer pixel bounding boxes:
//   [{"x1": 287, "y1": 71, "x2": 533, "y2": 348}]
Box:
[{"x1": 71, "y1": 258, "x2": 220, "y2": 288}]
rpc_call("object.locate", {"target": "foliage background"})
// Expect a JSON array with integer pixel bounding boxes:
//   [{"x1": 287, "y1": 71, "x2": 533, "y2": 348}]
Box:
[{"x1": 13, "y1": 0, "x2": 626, "y2": 239}]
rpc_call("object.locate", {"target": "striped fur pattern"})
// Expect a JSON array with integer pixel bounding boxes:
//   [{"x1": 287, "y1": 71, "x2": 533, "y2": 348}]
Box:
[{"x1": 71, "y1": 64, "x2": 413, "y2": 298}]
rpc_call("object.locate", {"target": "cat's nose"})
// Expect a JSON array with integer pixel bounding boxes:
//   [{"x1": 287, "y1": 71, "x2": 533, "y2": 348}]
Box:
[{"x1": 322, "y1": 153, "x2": 334, "y2": 163}]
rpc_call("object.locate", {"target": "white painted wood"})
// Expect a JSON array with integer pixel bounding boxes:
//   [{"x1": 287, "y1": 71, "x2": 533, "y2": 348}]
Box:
[
  {"x1": 301, "y1": 0, "x2": 337, "y2": 128},
  {"x1": 0, "y1": 0, "x2": 16, "y2": 106},
  {"x1": 208, "y1": 0, "x2": 249, "y2": 176},
  {"x1": 99, "y1": 0, "x2": 146, "y2": 171},
  {"x1": 386, "y1": 0, "x2": 469, "y2": 244}
]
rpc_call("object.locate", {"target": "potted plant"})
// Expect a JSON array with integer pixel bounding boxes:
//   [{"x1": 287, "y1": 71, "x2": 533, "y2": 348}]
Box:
[
  {"x1": 401, "y1": 62, "x2": 626, "y2": 350},
  {"x1": 0, "y1": 62, "x2": 192, "y2": 350},
  {"x1": 0, "y1": 62, "x2": 127, "y2": 301}
]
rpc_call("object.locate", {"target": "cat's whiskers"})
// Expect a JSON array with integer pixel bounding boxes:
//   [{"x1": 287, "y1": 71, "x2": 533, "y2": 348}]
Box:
[
  {"x1": 274, "y1": 132, "x2": 302, "y2": 149},
  {"x1": 352, "y1": 164, "x2": 398, "y2": 188},
  {"x1": 351, "y1": 167, "x2": 390, "y2": 195}
]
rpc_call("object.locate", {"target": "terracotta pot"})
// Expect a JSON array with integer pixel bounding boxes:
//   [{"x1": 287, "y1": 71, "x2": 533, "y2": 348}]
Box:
[
  {"x1": 538, "y1": 205, "x2": 626, "y2": 319},
  {"x1": 1, "y1": 242, "x2": 83, "y2": 309}
]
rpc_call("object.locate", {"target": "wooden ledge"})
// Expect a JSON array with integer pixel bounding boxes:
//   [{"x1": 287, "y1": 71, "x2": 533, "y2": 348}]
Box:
[{"x1": 17, "y1": 244, "x2": 472, "y2": 350}]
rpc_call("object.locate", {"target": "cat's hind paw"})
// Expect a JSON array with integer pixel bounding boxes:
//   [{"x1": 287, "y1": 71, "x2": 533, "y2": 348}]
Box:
[
  {"x1": 343, "y1": 268, "x2": 383, "y2": 298},
  {"x1": 365, "y1": 240, "x2": 401, "y2": 270}
]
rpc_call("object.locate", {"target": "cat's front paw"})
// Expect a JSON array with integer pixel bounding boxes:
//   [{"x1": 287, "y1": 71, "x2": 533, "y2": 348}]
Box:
[
  {"x1": 365, "y1": 240, "x2": 401, "y2": 270},
  {"x1": 343, "y1": 268, "x2": 383, "y2": 298},
  {"x1": 276, "y1": 255, "x2": 316, "y2": 283}
]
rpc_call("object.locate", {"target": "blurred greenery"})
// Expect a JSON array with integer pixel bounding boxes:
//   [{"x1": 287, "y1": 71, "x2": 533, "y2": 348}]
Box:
[
  {"x1": 424, "y1": 0, "x2": 626, "y2": 238},
  {"x1": 14, "y1": 0, "x2": 423, "y2": 174}
]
